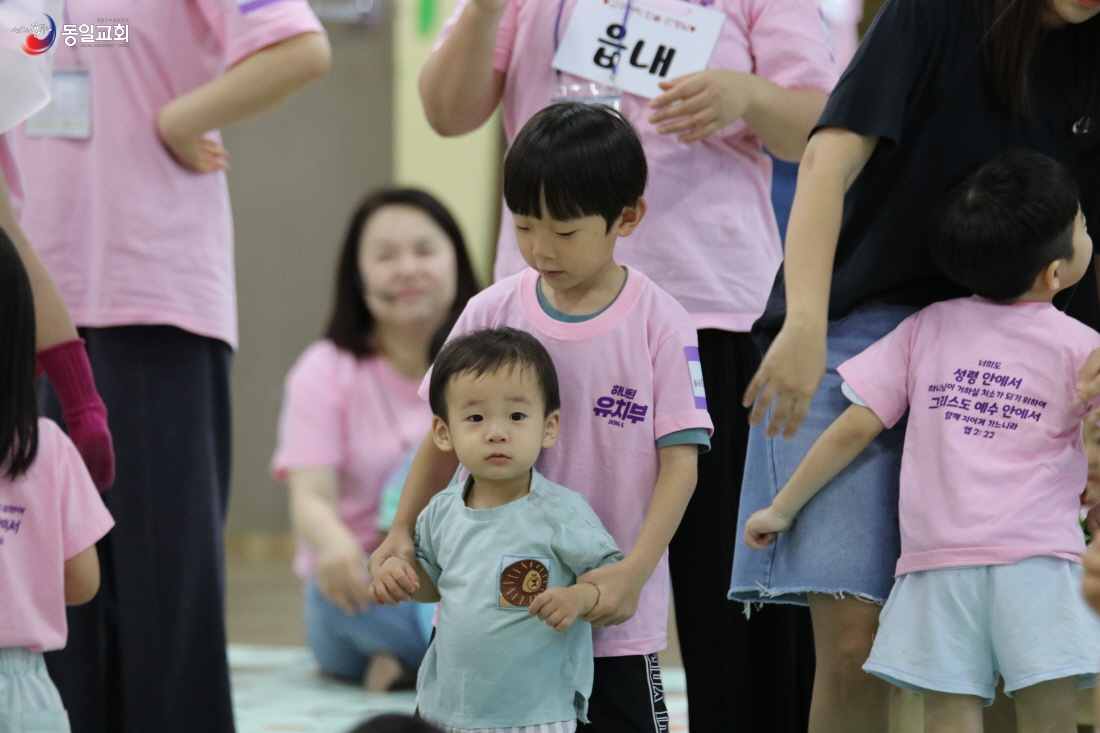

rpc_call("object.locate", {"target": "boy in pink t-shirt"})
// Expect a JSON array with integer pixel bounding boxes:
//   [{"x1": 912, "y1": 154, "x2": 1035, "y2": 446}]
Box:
[
  {"x1": 744, "y1": 150, "x2": 1100, "y2": 730},
  {"x1": 371, "y1": 103, "x2": 712, "y2": 731}
]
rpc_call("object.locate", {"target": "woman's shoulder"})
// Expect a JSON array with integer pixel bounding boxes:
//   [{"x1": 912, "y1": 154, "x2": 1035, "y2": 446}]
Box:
[{"x1": 285, "y1": 339, "x2": 363, "y2": 392}]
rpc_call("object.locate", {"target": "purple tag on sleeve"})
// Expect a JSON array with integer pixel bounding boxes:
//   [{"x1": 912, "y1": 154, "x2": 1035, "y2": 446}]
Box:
[{"x1": 685, "y1": 346, "x2": 706, "y2": 409}]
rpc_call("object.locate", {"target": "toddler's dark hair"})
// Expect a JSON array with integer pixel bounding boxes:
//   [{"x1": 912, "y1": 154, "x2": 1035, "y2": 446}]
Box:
[
  {"x1": 929, "y1": 150, "x2": 1080, "y2": 300},
  {"x1": 429, "y1": 328, "x2": 560, "y2": 421},
  {"x1": 347, "y1": 713, "x2": 442, "y2": 733},
  {"x1": 0, "y1": 226, "x2": 38, "y2": 479},
  {"x1": 504, "y1": 102, "x2": 647, "y2": 233}
]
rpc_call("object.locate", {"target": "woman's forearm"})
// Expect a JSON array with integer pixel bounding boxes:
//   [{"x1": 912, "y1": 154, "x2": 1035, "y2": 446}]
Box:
[
  {"x1": 157, "y1": 31, "x2": 330, "y2": 144},
  {"x1": 783, "y1": 128, "x2": 877, "y2": 326},
  {"x1": 742, "y1": 80, "x2": 828, "y2": 162},
  {"x1": 288, "y1": 467, "x2": 358, "y2": 552},
  {"x1": 0, "y1": 169, "x2": 79, "y2": 350},
  {"x1": 418, "y1": 2, "x2": 507, "y2": 136}
]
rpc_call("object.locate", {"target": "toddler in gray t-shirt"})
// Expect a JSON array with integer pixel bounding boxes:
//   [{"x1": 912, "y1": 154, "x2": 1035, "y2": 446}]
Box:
[{"x1": 374, "y1": 328, "x2": 622, "y2": 732}]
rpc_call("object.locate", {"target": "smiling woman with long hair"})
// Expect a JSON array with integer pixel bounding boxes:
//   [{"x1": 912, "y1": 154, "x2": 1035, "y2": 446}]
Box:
[
  {"x1": 273, "y1": 188, "x2": 478, "y2": 691},
  {"x1": 734, "y1": 0, "x2": 1100, "y2": 730}
]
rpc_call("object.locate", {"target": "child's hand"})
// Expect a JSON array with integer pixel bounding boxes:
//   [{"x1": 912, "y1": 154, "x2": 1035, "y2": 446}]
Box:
[
  {"x1": 370, "y1": 555, "x2": 420, "y2": 607},
  {"x1": 529, "y1": 584, "x2": 599, "y2": 632},
  {"x1": 367, "y1": 530, "x2": 417, "y2": 605},
  {"x1": 577, "y1": 561, "x2": 647, "y2": 628},
  {"x1": 744, "y1": 506, "x2": 793, "y2": 550},
  {"x1": 156, "y1": 102, "x2": 230, "y2": 174}
]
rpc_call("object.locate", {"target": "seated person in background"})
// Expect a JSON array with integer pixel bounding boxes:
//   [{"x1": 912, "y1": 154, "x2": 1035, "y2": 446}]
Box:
[
  {"x1": 272, "y1": 188, "x2": 478, "y2": 690},
  {"x1": 745, "y1": 150, "x2": 1100, "y2": 733},
  {"x1": 376, "y1": 327, "x2": 623, "y2": 732}
]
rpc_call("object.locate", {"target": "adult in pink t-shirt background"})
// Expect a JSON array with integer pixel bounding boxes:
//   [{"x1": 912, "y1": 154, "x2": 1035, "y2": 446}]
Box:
[
  {"x1": 9, "y1": 2, "x2": 331, "y2": 731},
  {"x1": 273, "y1": 188, "x2": 479, "y2": 691},
  {"x1": 418, "y1": 1, "x2": 837, "y2": 729}
]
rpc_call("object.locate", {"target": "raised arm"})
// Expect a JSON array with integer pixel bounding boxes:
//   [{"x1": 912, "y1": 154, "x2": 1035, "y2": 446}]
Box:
[
  {"x1": 368, "y1": 431, "x2": 459, "y2": 604},
  {"x1": 418, "y1": 0, "x2": 508, "y2": 136},
  {"x1": 742, "y1": 127, "x2": 878, "y2": 439},
  {"x1": 157, "y1": 31, "x2": 331, "y2": 171},
  {"x1": 744, "y1": 404, "x2": 884, "y2": 549}
]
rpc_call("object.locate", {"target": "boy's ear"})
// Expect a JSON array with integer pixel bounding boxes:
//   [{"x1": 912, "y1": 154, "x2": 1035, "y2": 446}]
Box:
[
  {"x1": 615, "y1": 198, "x2": 647, "y2": 237},
  {"x1": 1039, "y1": 258, "x2": 1063, "y2": 292},
  {"x1": 431, "y1": 415, "x2": 455, "y2": 453},
  {"x1": 541, "y1": 409, "x2": 561, "y2": 449}
]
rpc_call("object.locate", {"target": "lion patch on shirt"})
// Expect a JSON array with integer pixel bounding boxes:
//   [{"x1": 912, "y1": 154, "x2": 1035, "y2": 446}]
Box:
[{"x1": 498, "y1": 555, "x2": 551, "y2": 608}]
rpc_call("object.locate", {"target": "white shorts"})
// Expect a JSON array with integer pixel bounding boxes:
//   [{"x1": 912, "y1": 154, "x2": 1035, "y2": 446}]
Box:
[
  {"x1": 418, "y1": 709, "x2": 577, "y2": 733},
  {"x1": 863, "y1": 556, "x2": 1100, "y2": 705},
  {"x1": 0, "y1": 647, "x2": 70, "y2": 733}
]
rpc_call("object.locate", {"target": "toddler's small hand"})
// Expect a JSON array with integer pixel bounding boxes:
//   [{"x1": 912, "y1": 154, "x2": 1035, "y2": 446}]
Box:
[
  {"x1": 529, "y1": 587, "x2": 587, "y2": 632},
  {"x1": 369, "y1": 555, "x2": 419, "y2": 606},
  {"x1": 744, "y1": 507, "x2": 792, "y2": 550}
]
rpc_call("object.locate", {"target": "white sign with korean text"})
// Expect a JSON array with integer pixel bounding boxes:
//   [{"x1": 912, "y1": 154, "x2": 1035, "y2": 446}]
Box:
[{"x1": 551, "y1": 0, "x2": 725, "y2": 100}]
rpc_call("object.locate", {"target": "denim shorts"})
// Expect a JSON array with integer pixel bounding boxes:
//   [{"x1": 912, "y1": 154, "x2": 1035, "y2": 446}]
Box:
[
  {"x1": 864, "y1": 557, "x2": 1100, "y2": 704},
  {"x1": 303, "y1": 580, "x2": 432, "y2": 680},
  {"x1": 0, "y1": 647, "x2": 70, "y2": 733},
  {"x1": 729, "y1": 303, "x2": 919, "y2": 606}
]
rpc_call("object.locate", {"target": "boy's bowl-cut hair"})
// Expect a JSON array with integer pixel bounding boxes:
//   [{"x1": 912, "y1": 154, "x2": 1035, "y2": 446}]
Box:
[
  {"x1": 429, "y1": 328, "x2": 561, "y2": 421},
  {"x1": 504, "y1": 102, "x2": 647, "y2": 233},
  {"x1": 930, "y1": 149, "x2": 1079, "y2": 301}
]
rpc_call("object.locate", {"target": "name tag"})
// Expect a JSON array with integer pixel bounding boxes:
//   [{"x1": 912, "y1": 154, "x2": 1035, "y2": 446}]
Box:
[
  {"x1": 25, "y1": 70, "x2": 90, "y2": 139},
  {"x1": 551, "y1": 0, "x2": 725, "y2": 100}
]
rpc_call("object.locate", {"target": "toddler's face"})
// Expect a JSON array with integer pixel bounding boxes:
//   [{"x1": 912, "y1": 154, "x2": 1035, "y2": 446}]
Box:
[{"x1": 434, "y1": 365, "x2": 559, "y2": 483}]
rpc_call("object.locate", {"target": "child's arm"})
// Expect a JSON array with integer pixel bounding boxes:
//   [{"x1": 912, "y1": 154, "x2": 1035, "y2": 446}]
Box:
[
  {"x1": 529, "y1": 583, "x2": 600, "y2": 632},
  {"x1": 64, "y1": 546, "x2": 100, "y2": 606},
  {"x1": 368, "y1": 432, "x2": 459, "y2": 605},
  {"x1": 377, "y1": 556, "x2": 440, "y2": 603},
  {"x1": 419, "y1": 0, "x2": 508, "y2": 136},
  {"x1": 744, "y1": 404, "x2": 885, "y2": 549},
  {"x1": 579, "y1": 443, "x2": 697, "y2": 627}
]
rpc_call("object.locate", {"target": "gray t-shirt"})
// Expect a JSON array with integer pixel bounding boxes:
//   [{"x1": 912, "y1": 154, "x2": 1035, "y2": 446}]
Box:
[{"x1": 414, "y1": 469, "x2": 623, "y2": 729}]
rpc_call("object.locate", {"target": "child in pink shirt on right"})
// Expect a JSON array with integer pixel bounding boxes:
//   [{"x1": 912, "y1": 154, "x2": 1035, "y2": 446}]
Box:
[
  {"x1": 0, "y1": 226, "x2": 114, "y2": 732},
  {"x1": 745, "y1": 150, "x2": 1100, "y2": 732}
]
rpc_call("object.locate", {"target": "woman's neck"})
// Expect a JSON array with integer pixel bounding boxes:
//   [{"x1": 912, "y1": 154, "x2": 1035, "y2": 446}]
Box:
[{"x1": 373, "y1": 322, "x2": 435, "y2": 380}]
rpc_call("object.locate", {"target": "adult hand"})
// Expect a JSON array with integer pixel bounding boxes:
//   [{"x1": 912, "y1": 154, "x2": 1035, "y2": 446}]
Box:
[
  {"x1": 743, "y1": 506, "x2": 792, "y2": 550},
  {"x1": 578, "y1": 560, "x2": 646, "y2": 627},
  {"x1": 156, "y1": 102, "x2": 230, "y2": 173},
  {"x1": 742, "y1": 319, "x2": 827, "y2": 440},
  {"x1": 366, "y1": 529, "x2": 418, "y2": 605},
  {"x1": 648, "y1": 69, "x2": 758, "y2": 143},
  {"x1": 315, "y1": 536, "x2": 371, "y2": 615}
]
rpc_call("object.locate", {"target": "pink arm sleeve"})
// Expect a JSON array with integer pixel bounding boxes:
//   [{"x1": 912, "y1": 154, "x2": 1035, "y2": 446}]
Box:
[
  {"x1": 195, "y1": 0, "x2": 325, "y2": 68},
  {"x1": 837, "y1": 313, "x2": 920, "y2": 429},
  {"x1": 272, "y1": 342, "x2": 349, "y2": 478},
  {"x1": 435, "y1": 0, "x2": 518, "y2": 73},
  {"x1": 652, "y1": 325, "x2": 715, "y2": 441},
  {"x1": 746, "y1": 0, "x2": 839, "y2": 92}
]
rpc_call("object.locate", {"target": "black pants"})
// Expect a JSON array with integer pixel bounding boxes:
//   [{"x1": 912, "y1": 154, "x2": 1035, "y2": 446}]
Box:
[
  {"x1": 668, "y1": 329, "x2": 815, "y2": 732},
  {"x1": 40, "y1": 326, "x2": 235, "y2": 733},
  {"x1": 578, "y1": 654, "x2": 669, "y2": 733}
]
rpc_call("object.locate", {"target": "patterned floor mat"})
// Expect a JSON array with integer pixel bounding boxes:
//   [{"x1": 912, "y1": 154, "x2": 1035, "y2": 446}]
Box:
[{"x1": 230, "y1": 645, "x2": 689, "y2": 733}]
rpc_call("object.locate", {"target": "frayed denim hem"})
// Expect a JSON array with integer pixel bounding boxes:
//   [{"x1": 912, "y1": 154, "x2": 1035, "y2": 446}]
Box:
[{"x1": 730, "y1": 583, "x2": 884, "y2": 618}]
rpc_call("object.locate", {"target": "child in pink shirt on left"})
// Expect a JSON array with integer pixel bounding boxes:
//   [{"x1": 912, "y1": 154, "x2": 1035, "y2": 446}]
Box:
[{"x1": 0, "y1": 226, "x2": 113, "y2": 732}]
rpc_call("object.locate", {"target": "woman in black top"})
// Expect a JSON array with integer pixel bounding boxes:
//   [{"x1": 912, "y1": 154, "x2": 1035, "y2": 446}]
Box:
[{"x1": 732, "y1": 0, "x2": 1100, "y2": 730}]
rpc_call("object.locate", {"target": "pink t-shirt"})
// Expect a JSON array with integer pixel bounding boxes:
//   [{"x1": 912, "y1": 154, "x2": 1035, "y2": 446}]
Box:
[
  {"x1": 424, "y1": 267, "x2": 714, "y2": 656},
  {"x1": 439, "y1": 0, "x2": 837, "y2": 332},
  {"x1": 0, "y1": 419, "x2": 114, "y2": 651},
  {"x1": 838, "y1": 297, "x2": 1100, "y2": 577},
  {"x1": 272, "y1": 341, "x2": 432, "y2": 579},
  {"x1": 9, "y1": 0, "x2": 324, "y2": 348}
]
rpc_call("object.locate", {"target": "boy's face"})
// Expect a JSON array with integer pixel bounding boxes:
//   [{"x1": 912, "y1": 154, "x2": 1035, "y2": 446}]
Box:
[
  {"x1": 1059, "y1": 208, "x2": 1093, "y2": 289},
  {"x1": 432, "y1": 365, "x2": 559, "y2": 484},
  {"x1": 513, "y1": 209, "x2": 620, "y2": 294}
]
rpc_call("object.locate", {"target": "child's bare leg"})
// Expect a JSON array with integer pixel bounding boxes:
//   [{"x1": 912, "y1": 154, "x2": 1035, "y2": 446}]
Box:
[
  {"x1": 924, "y1": 691, "x2": 983, "y2": 733},
  {"x1": 1013, "y1": 676, "x2": 1079, "y2": 733},
  {"x1": 807, "y1": 593, "x2": 890, "y2": 733},
  {"x1": 363, "y1": 651, "x2": 404, "y2": 692}
]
